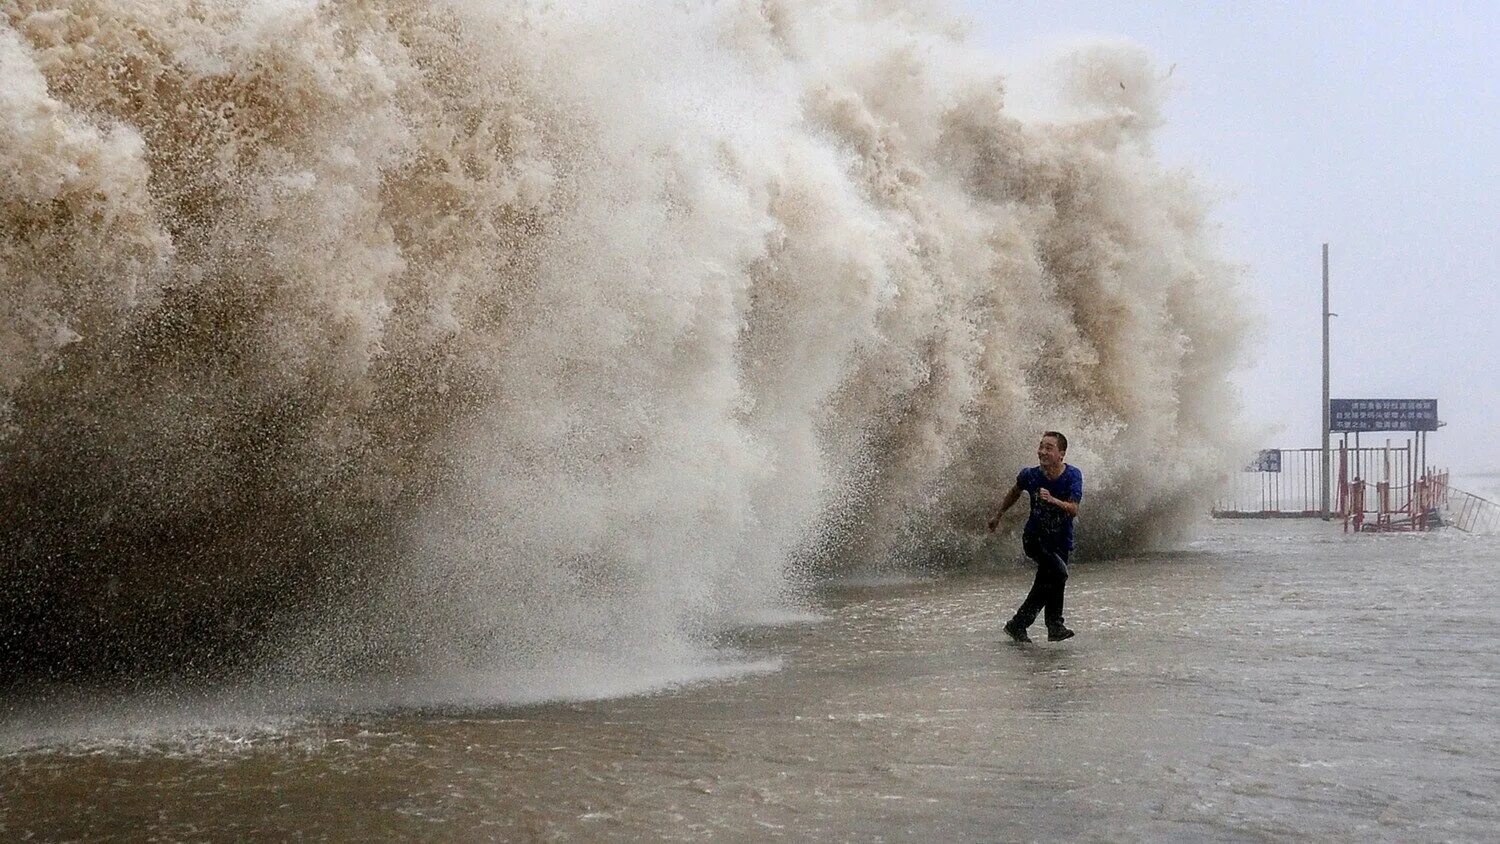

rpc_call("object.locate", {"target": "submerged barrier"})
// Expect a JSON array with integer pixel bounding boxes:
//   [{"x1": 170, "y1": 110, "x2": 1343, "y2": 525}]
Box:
[{"x1": 1440, "y1": 483, "x2": 1500, "y2": 534}]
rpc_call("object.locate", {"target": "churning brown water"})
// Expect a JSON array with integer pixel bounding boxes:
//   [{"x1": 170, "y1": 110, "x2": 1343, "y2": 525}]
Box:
[
  {"x1": 4, "y1": 520, "x2": 1497, "y2": 841},
  {"x1": 2, "y1": 0, "x2": 1248, "y2": 684}
]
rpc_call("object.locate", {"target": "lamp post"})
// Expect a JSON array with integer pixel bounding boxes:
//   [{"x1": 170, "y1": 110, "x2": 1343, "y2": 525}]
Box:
[{"x1": 1321, "y1": 243, "x2": 1331, "y2": 519}]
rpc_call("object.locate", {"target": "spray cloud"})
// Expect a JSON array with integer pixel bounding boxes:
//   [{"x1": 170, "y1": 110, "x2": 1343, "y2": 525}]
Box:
[{"x1": 0, "y1": 0, "x2": 1247, "y2": 694}]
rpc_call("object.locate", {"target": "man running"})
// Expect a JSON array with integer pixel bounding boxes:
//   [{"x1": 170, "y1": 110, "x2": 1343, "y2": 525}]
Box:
[{"x1": 987, "y1": 431, "x2": 1082, "y2": 642}]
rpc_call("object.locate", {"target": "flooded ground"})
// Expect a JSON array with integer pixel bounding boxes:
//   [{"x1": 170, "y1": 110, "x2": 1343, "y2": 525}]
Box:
[{"x1": 4, "y1": 520, "x2": 1498, "y2": 841}]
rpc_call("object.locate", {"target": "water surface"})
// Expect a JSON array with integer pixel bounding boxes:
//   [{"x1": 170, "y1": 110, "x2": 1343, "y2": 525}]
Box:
[{"x1": 4, "y1": 520, "x2": 1497, "y2": 841}]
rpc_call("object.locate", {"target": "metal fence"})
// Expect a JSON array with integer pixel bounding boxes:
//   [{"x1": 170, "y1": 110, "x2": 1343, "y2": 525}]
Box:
[
  {"x1": 1216, "y1": 442, "x2": 1499, "y2": 534},
  {"x1": 1440, "y1": 484, "x2": 1500, "y2": 534},
  {"x1": 1339, "y1": 443, "x2": 1424, "y2": 531},
  {"x1": 1214, "y1": 447, "x2": 1344, "y2": 517}
]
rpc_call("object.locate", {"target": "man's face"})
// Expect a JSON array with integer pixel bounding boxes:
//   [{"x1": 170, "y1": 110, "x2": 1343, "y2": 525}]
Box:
[{"x1": 1037, "y1": 436, "x2": 1064, "y2": 468}]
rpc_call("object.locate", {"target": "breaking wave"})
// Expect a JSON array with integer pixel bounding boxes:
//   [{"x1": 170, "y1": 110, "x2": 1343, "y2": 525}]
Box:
[{"x1": 0, "y1": 0, "x2": 1247, "y2": 693}]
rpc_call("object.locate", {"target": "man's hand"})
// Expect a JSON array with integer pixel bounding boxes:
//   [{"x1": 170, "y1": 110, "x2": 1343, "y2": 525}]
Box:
[
  {"x1": 989, "y1": 483, "x2": 1022, "y2": 532},
  {"x1": 1038, "y1": 487, "x2": 1079, "y2": 516}
]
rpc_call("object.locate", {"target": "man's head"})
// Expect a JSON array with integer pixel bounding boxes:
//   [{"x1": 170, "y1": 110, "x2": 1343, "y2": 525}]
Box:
[{"x1": 1037, "y1": 431, "x2": 1068, "y2": 468}]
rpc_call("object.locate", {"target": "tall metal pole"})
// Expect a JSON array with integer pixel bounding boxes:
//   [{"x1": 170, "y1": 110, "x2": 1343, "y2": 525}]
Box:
[{"x1": 1321, "y1": 243, "x2": 1331, "y2": 518}]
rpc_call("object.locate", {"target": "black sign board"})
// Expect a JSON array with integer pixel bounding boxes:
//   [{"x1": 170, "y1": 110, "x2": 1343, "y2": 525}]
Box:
[
  {"x1": 1244, "y1": 449, "x2": 1282, "y2": 473},
  {"x1": 1329, "y1": 399, "x2": 1438, "y2": 433}
]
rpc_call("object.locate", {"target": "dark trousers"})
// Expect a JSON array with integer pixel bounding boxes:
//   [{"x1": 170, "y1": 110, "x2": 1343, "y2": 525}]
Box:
[{"x1": 1012, "y1": 534, "x2": 1069, "y2": 630}]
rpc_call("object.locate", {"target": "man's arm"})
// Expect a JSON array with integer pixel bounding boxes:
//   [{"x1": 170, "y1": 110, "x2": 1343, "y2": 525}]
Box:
[
  {"x1": 1037, "y1": 487, "x2": 1080, "y2": 516},
  {"x1": 987, "y1": 483, "x2": 1022, "y2": 532}
]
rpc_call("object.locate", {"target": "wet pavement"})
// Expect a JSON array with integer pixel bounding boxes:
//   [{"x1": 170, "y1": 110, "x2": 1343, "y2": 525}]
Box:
[{"x1": 3, "y1": 521, "x2": 1498, "y2": 841}]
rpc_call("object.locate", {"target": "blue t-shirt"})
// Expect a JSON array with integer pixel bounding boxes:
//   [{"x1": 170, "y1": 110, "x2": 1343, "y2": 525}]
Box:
[{"x1": 1018, "y1": 464, "x2": 1084, "y2": 549}]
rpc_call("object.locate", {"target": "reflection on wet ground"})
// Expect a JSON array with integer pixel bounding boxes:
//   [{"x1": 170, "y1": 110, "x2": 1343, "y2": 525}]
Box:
[{"x1": 4, "y1": 521, "x2": 1498, "y2": 841}]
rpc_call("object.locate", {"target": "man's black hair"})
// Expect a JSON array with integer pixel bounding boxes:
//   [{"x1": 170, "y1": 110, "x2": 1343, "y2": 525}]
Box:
[{"x1": 1043, "y1": 430, "x2": 1068, "y2": 453}]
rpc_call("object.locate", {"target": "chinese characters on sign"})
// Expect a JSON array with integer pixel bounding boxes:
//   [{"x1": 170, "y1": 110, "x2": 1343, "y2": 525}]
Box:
[
  {"x1": 1328, "y1": 399, "x2": 1439, "y2": 433},
  {"x1": 1244, "y1": 449, "x2": 1282, "y2": 473}
]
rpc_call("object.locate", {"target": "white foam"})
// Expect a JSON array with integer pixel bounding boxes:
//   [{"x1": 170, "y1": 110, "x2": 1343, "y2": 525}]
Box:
[{"x1": 1, "y1": 1, "x2": 1249, "y2": 696}]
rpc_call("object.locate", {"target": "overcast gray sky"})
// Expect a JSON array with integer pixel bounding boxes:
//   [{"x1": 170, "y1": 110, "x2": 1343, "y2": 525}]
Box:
[{"x1": 959, "y1": 1, "x2": 1500, "y2": 473}]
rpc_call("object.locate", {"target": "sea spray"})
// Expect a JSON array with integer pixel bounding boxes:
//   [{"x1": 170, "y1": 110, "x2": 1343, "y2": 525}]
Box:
[{"x1": 0, "y1": 0, "x2": 1248, "y2": 694}]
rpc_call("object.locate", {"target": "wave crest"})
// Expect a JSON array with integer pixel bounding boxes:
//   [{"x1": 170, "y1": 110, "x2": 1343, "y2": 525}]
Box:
[{"x1": 0, "y1": 1, "x2": 1247, "y2": 691}]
